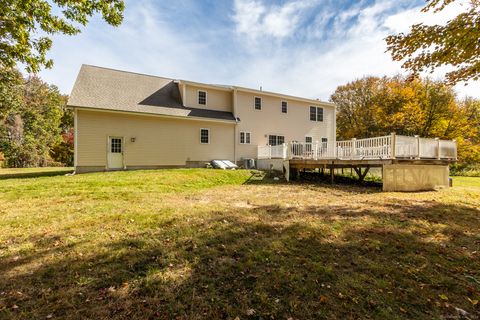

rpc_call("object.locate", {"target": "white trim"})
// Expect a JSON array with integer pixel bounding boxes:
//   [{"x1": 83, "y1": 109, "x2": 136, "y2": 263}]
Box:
[
  {"x1": 254, "y1": 96, "x2": 262, "y2": 110},
  {"x1": 182, "y1": 83, "x2": 187, "y2": 105},
  {"x1": 197, "y1": 89, "x2": 207, "y2": 106},
  {"x1": 239, "y1": 131, "x2": 251, "y2": 144},
  {"x1": 200, "y1": 128, "x2": 210, "y2": 144},
  {"x1": 233, "y1": 88, "x2": 238, "y2": 163},
  {"x1": 333, "y1": 106, "x2": 337, "y2": 146},
  {"x1": 73, "y1": 108, "x2": 78, "y2": 168},
  {"x1": 71, "y1": 106, "x2": 236, "y2": 124}
]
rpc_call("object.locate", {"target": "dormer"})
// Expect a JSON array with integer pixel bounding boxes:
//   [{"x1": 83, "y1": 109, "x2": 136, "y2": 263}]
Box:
[{"x1": 178, "y1": 80, "x2": 233, "y2": 113}]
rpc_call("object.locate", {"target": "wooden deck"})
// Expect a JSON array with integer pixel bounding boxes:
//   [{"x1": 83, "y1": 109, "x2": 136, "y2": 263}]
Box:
[
  {"x1": 257, "y1": 134, "x2": 457, "y2": 188},
  {"x1": 289, "y1": 158, "x2": 455, "y2": 168},
  {"x1": 258, "y1": 133, "x2": 457, "y2": 162}
]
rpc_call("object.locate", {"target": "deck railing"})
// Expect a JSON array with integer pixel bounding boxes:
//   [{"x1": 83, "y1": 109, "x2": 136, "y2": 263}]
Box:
[{"x1": 257, "y1": 133, "x2": 457, "y2": 161}]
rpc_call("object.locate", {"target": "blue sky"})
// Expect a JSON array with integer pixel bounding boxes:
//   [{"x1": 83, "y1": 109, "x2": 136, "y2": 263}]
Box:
[{"x1": 39, "y1": 0, "x2": 479, "y2": 100}]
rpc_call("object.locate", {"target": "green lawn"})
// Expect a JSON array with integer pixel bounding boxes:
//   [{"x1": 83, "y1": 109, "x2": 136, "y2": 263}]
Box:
[
  {"x1": 0, "y1": 167, "x2": 73, "y2": 179},
  {"x1": 0, "y1": 169, "x2": 479, "y2": 319}
]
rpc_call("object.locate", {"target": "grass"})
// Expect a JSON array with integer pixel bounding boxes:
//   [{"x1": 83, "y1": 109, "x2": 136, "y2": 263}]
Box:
[
  {"x1": 450, "y1": 164, "x2": 480, "y2": 178},
  {"x1": 0, "y1": 169, "x2": 479, "y2": 319},
  {"x1": 0, "y1": 167, "x2": 73, "y2": 179}
]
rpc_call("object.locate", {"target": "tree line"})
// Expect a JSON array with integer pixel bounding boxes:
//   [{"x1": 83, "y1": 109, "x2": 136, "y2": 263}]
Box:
[
  {"x1": 330, "y1": 75, "x2": 480, "y2": 165},
  {"x1": 0, "y1": 67, "x2": 73, "y2": 167},
  {"x1": 0, "y1": 68, "x2": 479, "y2": 169}
]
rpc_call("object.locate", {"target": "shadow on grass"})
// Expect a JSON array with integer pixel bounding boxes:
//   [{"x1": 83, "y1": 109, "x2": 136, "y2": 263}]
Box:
[
  {"x1": 245, "y1": 170, "x2": 383, "y2": 194},
  {"x1": 0, "y1": 169, "x2": 73, "y2": 180},
  {"x1": 1, "y1": 202, "x2": 479, "y2": 319}
]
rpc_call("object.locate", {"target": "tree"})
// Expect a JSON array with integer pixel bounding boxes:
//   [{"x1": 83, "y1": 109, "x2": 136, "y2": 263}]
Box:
[
  {"x1": 330, "y1": 75, "x2": 480, "y2": 163},
  {"x1": 0, "y1": 67, "x2": 68, "y2": 167},
  {"x1": 385, "y1": 0, "x2": 480, "y2": 85},
  {"x1": 50, "y1": 105, "x2": 74, "y2": 166},
  {"x1": 0, "y1": 0, "x2": 125, "y2": 73}
]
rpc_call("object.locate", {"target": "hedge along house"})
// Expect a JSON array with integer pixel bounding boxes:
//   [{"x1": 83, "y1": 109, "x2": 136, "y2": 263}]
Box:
[{"x1": 68, "y1": 65, "x2": 336, "y2": 173}]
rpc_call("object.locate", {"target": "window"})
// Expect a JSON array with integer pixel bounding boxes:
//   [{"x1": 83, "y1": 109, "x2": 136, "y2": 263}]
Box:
[
  {"x1": 268, "y1": 135, "x2": 285, "y2": 146},
  {"x1": 110, "y1": 138, "x2": 122, "y2": 153},
  {"x1": 200, "y1": 128, "x2": 209, "y2": 144},
  {"x1": 321, "y1": 138, "x2": 328, "y2": 148},
  {"x1": 240, "y1": 132, "x2": 251, "y2": 144},
  {"x1": 254, "y1": 97, "x2": 262, "y2": 110},
  {"x1": 305, "y1": 136, "x2": 312, "y2": 152},
  {"x1": 310, "y1": 106, "x2": 316, "y2": 121},
  {"x1": 198, "y1": 91, "x2": 207, "y2": 105},
  {"x1": 310, "y1": 106, "x2": 323, "y2": 122},
  {"x1": 281, "y1": 101, "x2": 288, "y2": 113}
]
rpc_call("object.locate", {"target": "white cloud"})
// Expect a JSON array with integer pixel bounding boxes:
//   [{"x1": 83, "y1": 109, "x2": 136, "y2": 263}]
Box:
[
  {"x1": 232, "y1": 0, "x2": 318, "y2": 41},
  {"x1": 38, "y1": 0, "x2": 479, "y2": 101},
  {"x1": 228, "y1": 0, "x2": 479, "y2": 100}
]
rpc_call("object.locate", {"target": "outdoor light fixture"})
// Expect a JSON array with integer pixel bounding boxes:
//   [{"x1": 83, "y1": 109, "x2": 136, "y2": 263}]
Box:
[{"x1": 130, "y1": 137, "x2": 136, "y2": 142}]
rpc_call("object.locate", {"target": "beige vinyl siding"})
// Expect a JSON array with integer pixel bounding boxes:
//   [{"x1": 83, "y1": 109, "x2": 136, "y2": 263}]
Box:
[
  {"x1": 235, "y1": 91, "x2": 335, "y2": 159},
  {"x1": 76, "y1": 109, "x2": 234, "y2": 167},
  {"x1": 184, "y1": 85, "x2": 233, "y2": 112}
]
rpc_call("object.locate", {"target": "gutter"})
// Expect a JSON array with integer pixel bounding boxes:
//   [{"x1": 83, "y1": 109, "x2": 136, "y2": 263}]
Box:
[{"x1": 69, "y1": 106, "x2": 237, "y2": 124}]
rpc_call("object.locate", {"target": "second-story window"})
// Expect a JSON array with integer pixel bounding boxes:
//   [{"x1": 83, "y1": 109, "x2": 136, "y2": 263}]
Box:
[
  {"x1": 310, "y1": 106, "x2": 323, "y2": 122},
  {"x1": 281, "y1": 101, "x2": 288, "y2": 113},
  {"x1": 254, "y1": 97, "x2": 262, "y2": 110},
  {"x1": 198, "y1": 91, "x2": 207, "y2": 105}
]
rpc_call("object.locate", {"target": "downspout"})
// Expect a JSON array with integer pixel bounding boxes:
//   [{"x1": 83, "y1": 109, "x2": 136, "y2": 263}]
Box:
[
  {"x1": 72, "y1": 107, "x2": 78, "y2": 175},
  {"x1": 333, "y1": 104, "x2": 337, "y2": 158},
  {"x1": 233, "y1": 88, "x2": 238, "y2": 164}
]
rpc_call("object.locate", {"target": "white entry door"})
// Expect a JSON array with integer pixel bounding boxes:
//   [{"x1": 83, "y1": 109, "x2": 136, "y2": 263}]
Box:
[{"x1": 107, "y1": 136, "x2": 124, "y2": 169}]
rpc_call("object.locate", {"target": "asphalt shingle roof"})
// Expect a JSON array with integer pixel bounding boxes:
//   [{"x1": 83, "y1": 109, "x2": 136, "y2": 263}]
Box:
[{"x1": 68, "y1": 65, "x2": 236, "y2": 121}]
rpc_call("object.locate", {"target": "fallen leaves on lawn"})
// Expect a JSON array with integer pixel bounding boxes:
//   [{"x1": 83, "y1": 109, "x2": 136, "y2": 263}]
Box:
[{"x1": 439, "y1": 294, "x2": 449, "y2": 301}]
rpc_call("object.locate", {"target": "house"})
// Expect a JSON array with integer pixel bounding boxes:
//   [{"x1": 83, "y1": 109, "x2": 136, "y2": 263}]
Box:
[{"x1": 68, "y1": 65, "x2": 336, "y2": 173}]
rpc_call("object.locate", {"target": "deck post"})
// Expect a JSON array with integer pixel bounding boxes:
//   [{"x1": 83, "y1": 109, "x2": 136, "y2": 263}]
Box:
[
  {"x1": 390, "y1": 132, "x2": 396, "y2": 159},
  {"x1": 314, "y1": 141, "x2": 318, "y2": 160},
  {"x1": 352, "y1": 138, "x2": 357, "y2": 158},
  {"x1": 268, "y1": 145, "x2": 272, "y2": 159},
  {"x1": 330, "y1": 162, "x2": 334, "y2": 184},
  {"x1": 286, "y1": 142, "x2": 292, "y2": 159},
  {"x1": 415, "y1": 135, "x2": 420, "y2": 159},
  {"x1": 435, "y1": 138, "x2": 440, "y2": 160}
]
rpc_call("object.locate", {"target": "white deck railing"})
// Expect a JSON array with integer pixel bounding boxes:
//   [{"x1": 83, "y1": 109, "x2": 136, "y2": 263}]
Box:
[{"x1": 257, "y1": 133, "x2": 457, "y2": 161}]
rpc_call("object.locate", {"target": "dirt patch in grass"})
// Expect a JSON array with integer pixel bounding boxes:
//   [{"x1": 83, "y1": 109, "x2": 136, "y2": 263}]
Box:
[{"x1": 0, "y1": 170, "x2": 479, "y2": 319}]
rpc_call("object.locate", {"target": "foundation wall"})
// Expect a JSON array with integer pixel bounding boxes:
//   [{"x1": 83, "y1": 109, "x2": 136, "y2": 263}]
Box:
[{"x1": 383, "y1": 164, "x2": 449, "y2": 192}]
